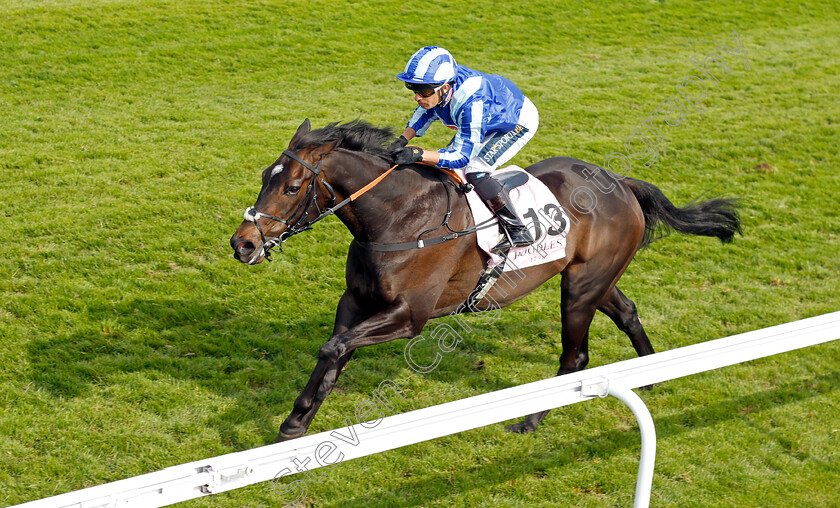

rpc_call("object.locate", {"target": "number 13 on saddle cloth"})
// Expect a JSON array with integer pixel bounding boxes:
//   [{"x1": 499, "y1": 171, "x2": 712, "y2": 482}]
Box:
[{"x1": 454, "y1": 165, "x2": 571, "y2": 271}]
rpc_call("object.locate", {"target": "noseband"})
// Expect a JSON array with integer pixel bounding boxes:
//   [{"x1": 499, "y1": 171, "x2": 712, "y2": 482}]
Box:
[{"x1": 243, "y1": 149, "x2": 338, "y2": 261}]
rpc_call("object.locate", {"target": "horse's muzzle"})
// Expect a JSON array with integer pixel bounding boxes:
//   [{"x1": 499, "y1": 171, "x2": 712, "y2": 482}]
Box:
[{"x1": 230, "y1": 233, "x2": 264, "y2": 264}]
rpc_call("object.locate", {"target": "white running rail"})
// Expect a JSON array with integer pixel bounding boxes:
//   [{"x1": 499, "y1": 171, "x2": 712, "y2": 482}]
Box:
[{"x1": 12, "y1": 311, "x2": 840, "y2": 508}]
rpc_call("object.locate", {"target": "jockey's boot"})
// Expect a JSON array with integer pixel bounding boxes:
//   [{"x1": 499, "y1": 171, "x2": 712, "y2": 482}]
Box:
[{"x1": 466, "y1": 171, "x2": 535, "y2": 253}]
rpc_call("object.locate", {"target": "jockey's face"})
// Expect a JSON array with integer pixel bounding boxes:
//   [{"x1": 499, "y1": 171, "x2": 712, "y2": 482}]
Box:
[{"x1": 414, "y1": 84, "x2": 449, "y2": 109}]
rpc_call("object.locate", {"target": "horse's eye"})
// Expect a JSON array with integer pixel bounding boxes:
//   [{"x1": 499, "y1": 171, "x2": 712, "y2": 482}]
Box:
[{"x1": 285, "y1": 186, "x2": 301, "y2": 195}]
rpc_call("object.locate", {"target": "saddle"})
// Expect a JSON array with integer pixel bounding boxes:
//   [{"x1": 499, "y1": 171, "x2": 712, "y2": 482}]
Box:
[{"x1": 438, "y1": 167, "x2": 529, "y2": 192}]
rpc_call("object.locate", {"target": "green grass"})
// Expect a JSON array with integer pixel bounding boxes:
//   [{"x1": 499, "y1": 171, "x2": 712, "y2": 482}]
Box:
[{"x1": 1, "y1": 0, "x2": 839, "y2": 506}]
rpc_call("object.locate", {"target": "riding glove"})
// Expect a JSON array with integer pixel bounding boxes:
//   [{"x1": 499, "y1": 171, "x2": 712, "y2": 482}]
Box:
[
  {"x1": 392, "y1": 146, "x2": 424, "y2": 165},
  {"x1": 385, "y1": 135, "x2": 409, "y2": 153}
]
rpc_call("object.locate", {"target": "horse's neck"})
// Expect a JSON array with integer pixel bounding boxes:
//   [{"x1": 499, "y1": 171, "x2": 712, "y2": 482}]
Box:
[{"x1": 325, "y1": 152, "x2": 447, "y2": 244}]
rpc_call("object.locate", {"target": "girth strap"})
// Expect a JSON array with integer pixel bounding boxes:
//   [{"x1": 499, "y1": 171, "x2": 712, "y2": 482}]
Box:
[{"x1": 355, "y1": 232, "x2": 464, "y2": 252}]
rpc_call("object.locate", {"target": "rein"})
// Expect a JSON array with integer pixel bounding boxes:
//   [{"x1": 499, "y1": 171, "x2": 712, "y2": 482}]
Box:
[
  {"x1": 354, "y1": 173, "x2": 496, "y2": 252},
  {"x1": 243, "y1": 149, "x2": 494, "y2": 260}
]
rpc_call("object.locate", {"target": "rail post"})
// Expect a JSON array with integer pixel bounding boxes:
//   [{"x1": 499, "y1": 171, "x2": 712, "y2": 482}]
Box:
[{"x1": 582, "y1": 377, "x2": 656, "y2": 508}]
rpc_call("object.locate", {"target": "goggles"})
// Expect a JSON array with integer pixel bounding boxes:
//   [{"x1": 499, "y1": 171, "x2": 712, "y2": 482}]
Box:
[{"x1": 405, "y1": 82, "x2": 446, "y2": 98}]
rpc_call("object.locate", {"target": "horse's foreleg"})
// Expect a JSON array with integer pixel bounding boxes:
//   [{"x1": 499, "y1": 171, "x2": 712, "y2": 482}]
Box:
[
  {"x1": 277, "y1": 296, "x2": 420, "y2": 441},
  {"x1": 276, "y1": 350, "x2": 355, "y2": 441}
]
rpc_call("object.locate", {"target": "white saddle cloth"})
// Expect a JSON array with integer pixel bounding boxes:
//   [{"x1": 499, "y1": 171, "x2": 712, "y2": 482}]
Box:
[{"x1": 460, "y1": 165, "x2": 571, "y2": 271}]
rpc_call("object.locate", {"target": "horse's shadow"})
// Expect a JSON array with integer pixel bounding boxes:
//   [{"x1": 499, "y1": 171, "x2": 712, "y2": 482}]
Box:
[
  {"x1": 25, "y1": 288, "x2": 573, "y2": 449},
  {"x1": 333, "y1": 369, "x2": 840, "y2": 507},
  {"x1": 24, "y1": 295, "x2": 339, "y2": 449},
  {"x1": 25, "y1": 285, "x2": 662, "y2": 466}
]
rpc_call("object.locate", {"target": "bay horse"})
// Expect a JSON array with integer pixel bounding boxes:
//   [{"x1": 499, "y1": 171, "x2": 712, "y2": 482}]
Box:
[{"x1": 230, "y1": 119, "x2": 740, "y2": 441}]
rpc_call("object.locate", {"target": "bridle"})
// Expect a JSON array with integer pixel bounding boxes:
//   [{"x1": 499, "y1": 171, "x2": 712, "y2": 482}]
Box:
[
  {"x1": 242, "y1": 147, "x2": 495, "y2": 261},
  {"x1": 243, "y1": 150, "x2": 336, "y2": 261},
  {"x1": 243, "y1": 149, "x2": 397, "y2": 261}
]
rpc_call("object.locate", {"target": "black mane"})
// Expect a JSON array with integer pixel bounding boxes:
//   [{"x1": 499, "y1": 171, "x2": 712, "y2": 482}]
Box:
[{"x1": 293, "y1": 120, "x2": 395, "y2": 162}]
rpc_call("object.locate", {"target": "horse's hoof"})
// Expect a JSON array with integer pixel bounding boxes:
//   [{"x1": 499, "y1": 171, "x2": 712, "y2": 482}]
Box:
[
  {"x1": 505, "y1": 422, "x2": 536, "y2": 434},
  {"x1": 276, "y1": 427, "x2": 305, "y2": 442}
]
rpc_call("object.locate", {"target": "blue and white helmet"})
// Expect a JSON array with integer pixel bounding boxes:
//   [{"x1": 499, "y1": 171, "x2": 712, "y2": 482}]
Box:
[{"x1": 396, "y1": 46, "x2": 457, "y2": 85}]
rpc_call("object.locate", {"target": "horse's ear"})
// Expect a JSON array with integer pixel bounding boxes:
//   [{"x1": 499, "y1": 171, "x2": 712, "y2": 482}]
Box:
[
  {"x1": 310, "y1": 140, "x2": 339, "y2": 161},
  {"x1": 288, "y1": 118, "x2": 311, "y2": 148}
]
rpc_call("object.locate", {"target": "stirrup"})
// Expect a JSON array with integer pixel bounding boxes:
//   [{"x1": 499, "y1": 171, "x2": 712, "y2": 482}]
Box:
[
  {"x1": 491, "y1": 227, "x2": 534, "y2": 253},
  {"x1": 491, "y1": 241, "x2": 512, "y2": 254}
]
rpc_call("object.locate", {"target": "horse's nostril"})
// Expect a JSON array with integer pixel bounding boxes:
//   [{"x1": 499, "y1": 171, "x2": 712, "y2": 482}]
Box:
[{"x1": 231, "y1": 235, "x2": 256, "y2": 257}]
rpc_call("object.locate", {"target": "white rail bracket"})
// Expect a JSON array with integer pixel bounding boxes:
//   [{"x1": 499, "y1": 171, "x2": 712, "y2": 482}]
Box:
[
  {"x1": 580, "y1": 376, "x2": 610, "y2": 398},
  {"x1": 198, "y1": 463, "x2": 255, "y2": 494},
  {"x1": 197, "y1": 465, "x2": 216, "y2": 494}
]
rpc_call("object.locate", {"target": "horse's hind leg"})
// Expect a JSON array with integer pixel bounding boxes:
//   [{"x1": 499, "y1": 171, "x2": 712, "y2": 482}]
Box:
[
  {"x1": 598, "y1": 286, "x2": 655, "y2": 390},
  {"x1": 505, "y1": 263, "x2": 604, "y2": 434},
  {"x1": 599, "y1": 286, "x2": 654, "y2": 359}
]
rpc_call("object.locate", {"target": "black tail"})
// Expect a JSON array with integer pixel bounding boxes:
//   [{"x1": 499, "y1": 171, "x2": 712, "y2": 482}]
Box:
[{"x1": 624, "y1": 177, "x2": 742, "y2": 247}]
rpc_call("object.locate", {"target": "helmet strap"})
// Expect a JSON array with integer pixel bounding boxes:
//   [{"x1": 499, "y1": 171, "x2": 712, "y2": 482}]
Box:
[{"x1": 437, "y1": 83, "x2": 454, "y2": 107}]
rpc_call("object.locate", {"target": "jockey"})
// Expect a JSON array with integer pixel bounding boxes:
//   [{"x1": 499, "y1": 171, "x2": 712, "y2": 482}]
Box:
[{"x1": 389, "y1": 46, "x2": 539, "y2": 253}]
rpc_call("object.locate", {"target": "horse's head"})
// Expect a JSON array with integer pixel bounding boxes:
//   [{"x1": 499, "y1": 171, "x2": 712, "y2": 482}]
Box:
[{"x1": 230, "y1": 119, "x2": 338, "y2": 264}]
